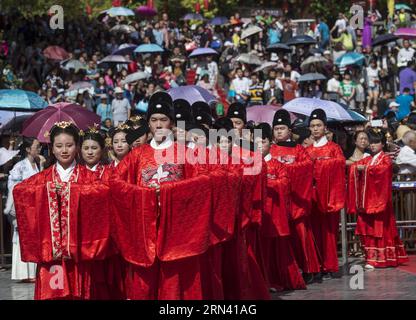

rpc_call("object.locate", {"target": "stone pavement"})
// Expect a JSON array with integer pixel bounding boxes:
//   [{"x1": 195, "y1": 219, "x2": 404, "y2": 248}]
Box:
[{"x1": 1, "y1": 258, "x2": 416, "y2": 300}]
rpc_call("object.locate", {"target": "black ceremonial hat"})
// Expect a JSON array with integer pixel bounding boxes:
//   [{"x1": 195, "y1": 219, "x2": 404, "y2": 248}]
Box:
[
  {"x1": 226, "y1": 102, "x2": 247, "y2": 123},
  {"x1": 147, "y1": 91, "x2": 174, "y2": 120},
  {"x1": 309, "y1": 108, "x2": 327, "y2": 125},
  {"x1": 273, "y1": 109, "x2": 292, "y2": 128}
]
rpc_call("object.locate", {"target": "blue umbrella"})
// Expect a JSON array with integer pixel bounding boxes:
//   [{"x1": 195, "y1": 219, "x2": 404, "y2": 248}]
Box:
[
  {"x1": 335, "y1": 52, "x2": 365, "y2": 68},
  {"x1": 338, "y1": 103, "x2": 367, "y2": 122},
  {"x1": 105, "y1": 7, "x2": 135, "y2": 17},
  {"x1": 0, "y1": 89, "x2": 48, "y2": 111},
  {"x1": 134, "y1": 44, "x2": 164, "y2": 54},
  {"x1": 395, "y1": 4, "x2": 412, "y2": 11},
  {"x1": 112, "y1": 43, "x2": 138, "y2": 56},
  {"x1": 189, "y1": 48, "x2": 218, "y2": 58},
  {"x1": 209, "y1": 16, "x2": 229, "y2": 25},
  {"x1": 183, "y1": 13, "x2": 204, "y2": 21}
]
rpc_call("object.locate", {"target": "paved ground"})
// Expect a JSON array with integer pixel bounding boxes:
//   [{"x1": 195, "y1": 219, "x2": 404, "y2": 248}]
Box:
[{"x1": 1, "y1": 258, "x2": 416, "y2": 300}]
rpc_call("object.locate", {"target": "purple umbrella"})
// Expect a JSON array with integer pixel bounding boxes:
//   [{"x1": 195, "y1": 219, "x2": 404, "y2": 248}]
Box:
[
  {"x1": 112, "y1": 43, "x2": 138, "y2": 56},
  {"x1": 98, "y1": 55, "x2": 131, "y2": 65},
  {"x1": 136, "y1": 5, "x2": 157, "y2": 17},
  {"x1": 395, "y1": 28, "x2": 416, "y2": 39},
  {"x1": 22, "y1": 103, "x2": 101, "y2": 143},
  {"x1": 189, "y1": 48, "x2": 218, "y2": 58},
  {"x1": 167, "y1": 85, "x2": 217, "y2": 105},
  {"x1": 247, "y1": 105, "x2": 297, "y2": 126},
  {"x1": 183, "y1": 13, "x2": 204, "y2": 21}
]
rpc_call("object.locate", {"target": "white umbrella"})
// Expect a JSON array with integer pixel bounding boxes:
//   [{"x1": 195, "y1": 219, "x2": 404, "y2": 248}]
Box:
[
  {"x1": 99, "y1": 55, "x2": 131, "y2": 65},
  {"x1": 254, "y1": 61, "x2": 278, "y2": 72},
  {"x1": 61, "y1": 59, "x2": 87, "y2": 72},
  {"x1": 300, "y1": 56, "x2": 329, "y2": 70},
  {"x1": 236, "y1": 53, "x2": 262, "y2": 65},
  {"x1": 121, "y1": 71, "x2": 150, "y2": 84},
  {"x1": 241, "y1": 26, "x2": 263, "y2": 40},
  {"x1": 110, "y1": 24, "x2": 136, "y2": 34},
  {"x1": 0, "y1": 147, "x2": 19, "y2": 166}
]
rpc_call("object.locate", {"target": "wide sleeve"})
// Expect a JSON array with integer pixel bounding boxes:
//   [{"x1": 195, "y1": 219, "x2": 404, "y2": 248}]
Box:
[
  {"x1": 363, "y1": 156, "x2": 392, "y2": 214},
  {"x1": 157, "y1": 174, "x2": 213, "y2": 261},
  {"x1": 4, "y1": 162, "x2": 23, "y2": 216},
  {"x1": 286, "y1": 146, "x2": 313, "y2": 220},
  {"x1": 262, "y1": 163, "x2": 291, "y2": 237},
  {"x1": 109, "y1": 151, "x2": 158, "y2": 267},
  {"x1": 13, "y1": 173, "x2": 48, "y2": 263},
  {"x1": 313, "y1": 145, "x2": 346, "y2": 213}
]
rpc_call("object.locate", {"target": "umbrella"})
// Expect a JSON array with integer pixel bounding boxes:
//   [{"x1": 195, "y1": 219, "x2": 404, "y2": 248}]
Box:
[
  {"x1": 183, "y1": 13, "x2": 204, "y2": 21},
  {"x1": 110, "y1": 24, "x2": 136, "y2": 34},
  {"x1": 266, "y1": 43, "x2": 292, "y2": 53},
  {"x1": 241, "y1": 26, "x2": 263, "y2": 40},
  {"x1": 136, "y1": 5, "x2": 157, "y2": 17},
  {"x1": 254, "y1": 61, "x2": 278, "y2": 73},
  {"x1": 134, "y1": 44, "x2": 164, "y2": 54},
  {"x1": 0, "y1": 148, "x2": 19, "y2": 166},
  {"x1": 283, "y1": 98, "x2": 353, "y2": 121},
  {"x1": 395, "y1": 28, "x2": 416, "y2": 39},
  {"x1": 105, "y1": 7, "x2": 135, "y2": 17},
  {"x1": 68, "y1": 81, "x2": 94, "y2": 92},
  {"x1": 286, "y1": 35, "x2": 317, "y2": 46},
  {"x1": 0, "y1": 89, "x2": 48, "y2": 111},
  {"x1": 298, "y1": 73, "x2": 327, "y2": 82},
  {"x1": 335, "y1": 52, "x2": 365, "y2": 68},
  {"x1": 338, "y1": 103, "x2": 367, "y2": 122},
  {"x1": 189, "y1": 48, "x2": 218, "y2": 58},
  {"x1": 43, "y1": 46, "x2": 70, "y2": 61},
  {"x1": 167, "y1": 85, "x2": 217, "y2": 105},
  {"x1": 98, "y1": 55, "x2": 131, "y2": 65},
  {"x1": 61, "y1": 59, "x2": 87, "y2": 72},
  {"x1": 395, "y1": 4, "x2": 412, "y2": 11},
  {"x1": 236, "y1": 53, "x2": 262, "y2": 65},
  {"x1": 121, "y1": 71, "x2": 150, "y2": 84},
  {"x1": 0, "y1": 111, "x2": 34, "y2": 133},
  {"x1": 372, "y1": 33, "x2": 399, "y2": 47},
  {"x1": 112, "y1": 43, "x2": 138, "y2": 56},
  {"x1": 247, "y1": 105, "x2": 297, "y2": 126},
  {"x1": 209, "y1": 16, "x2": 229, "y2": 26},
  {"x1": 300, "y1": 56, "x2": 329, "y2": 70},
  {"x1": 22, "y1": 103, "x2": 101, "y2": 143}
]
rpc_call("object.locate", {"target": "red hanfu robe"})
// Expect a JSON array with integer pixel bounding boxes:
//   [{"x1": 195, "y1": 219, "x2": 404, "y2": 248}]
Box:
[
  {"x1": 306, "y1": 140, "x2": 346, "y2": 273},
  {"x1": 110, "y1": 141, "x2": 240, "y2": 300},
  {"x1": 270, "y1": 143, "x2": 321, "y2": 274},
  {"x1": 220, "y1": 146, "x2": 270, "y2": 300},
  {"x1": 261, "y1": 155, "x2": 306, "y2": 291},
  {"x1": 347, "y1": 152, "x2": 409, "y2": 267},
  {"x1": 13, "y1": 164, "x2": 112, "y2": 300}
]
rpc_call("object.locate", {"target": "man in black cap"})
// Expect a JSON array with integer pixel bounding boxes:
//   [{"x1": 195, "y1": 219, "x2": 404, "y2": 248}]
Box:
[
  {"x1": 173, "y1": 99, "x2": 193, "y2": 145},
  {"x1": 110, "y1": 90, "x2": 242, "y2": 300},
  {"x1": 305, "y1": 108, "x2": 346, "y2": 280},
  {"x1": 253, "y1": 122, "x2": 306, "y2": 291},
  {"x1": 269, "y1": 109, "x2": 321, "y2": 283},
  {"x1": 226, "y1": 102, "x2": 246, "y2": 138}
]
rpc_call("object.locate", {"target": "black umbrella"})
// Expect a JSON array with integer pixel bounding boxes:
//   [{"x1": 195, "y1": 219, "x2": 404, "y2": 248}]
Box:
[
  {"x1": 266, "y1": 43, "x2": 292, "y2": 53},
  {"x1": 372, "y1": 34, "x2": 398, "y2": 47},
  {"x1": 286, "y1": 35, "x2": 317, "y2": 46}
]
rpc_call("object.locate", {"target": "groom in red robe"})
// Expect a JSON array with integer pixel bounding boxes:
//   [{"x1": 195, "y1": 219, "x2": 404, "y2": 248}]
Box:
[
  {"x1": 305, "y1": 109, "x2": 346, "y2": 279},
  {"x1": 110, "y1": 92, "x2": 240, "y2": 300}
]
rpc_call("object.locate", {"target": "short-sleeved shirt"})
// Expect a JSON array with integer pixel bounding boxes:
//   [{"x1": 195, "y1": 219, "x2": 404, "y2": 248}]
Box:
[
  {"x1": 399, "y1": 67, "x2": 416, "y2": 95},
  {"x1": 396, "y1": 94, "x2": 414, "y2": 121},
  {"x1": 340, "y1": 81, "x2": 356, "y2": 97}
]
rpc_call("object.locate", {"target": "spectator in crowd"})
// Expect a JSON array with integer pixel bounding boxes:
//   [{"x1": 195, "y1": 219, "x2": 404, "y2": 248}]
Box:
[{"x1": 396, "y1": 130, "x2": 416, "y2": 174}]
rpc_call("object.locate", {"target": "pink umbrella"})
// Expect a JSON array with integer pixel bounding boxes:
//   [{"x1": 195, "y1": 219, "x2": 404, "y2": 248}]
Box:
[
  {"x1": 247, "y1": 105, "x2": 297, "y2": 126},
  {"x1": 395, "y1": 28, "x2": 416, "y2": 39},
  {"x1": 136, "y1": 5, "x2": 157, "y2": 17},
  {"x1": 22, "y1": 103, "x2": 101, "y2": 143},
  {"x1": 43, "y1": 46, "x2": 70, "y2": 61}
]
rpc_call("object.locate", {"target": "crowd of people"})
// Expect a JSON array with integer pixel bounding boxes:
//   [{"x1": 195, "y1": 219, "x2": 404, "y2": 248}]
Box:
[{"x1": 0, "y1": 4, "x2": 416, "y2": 300}]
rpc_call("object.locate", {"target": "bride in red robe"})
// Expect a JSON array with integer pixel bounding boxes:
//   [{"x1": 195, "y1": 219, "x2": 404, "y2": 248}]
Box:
[
  {"x1": 13, "y1": 122, "x2": 113, "y2": 300},
  {"x1": 270, "y1": 110, "x2": 321, "y2": 283},
  {"x1": 305, "y1": 109, "x2": 346, "y2": 279},
  {"x1": 109, "y1": 92, "x2": 240, "y2": 300},
  {"x1": 347, "y1": 128, "x2": 409, "y2": 269},
  {"x1": 254, "y1": 123, "x2": 306, "y2": 291}
]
